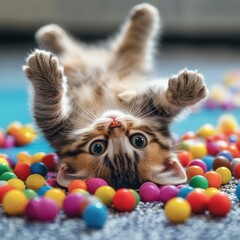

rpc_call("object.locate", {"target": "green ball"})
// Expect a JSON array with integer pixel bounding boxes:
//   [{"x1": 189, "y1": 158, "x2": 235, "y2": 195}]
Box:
[
  {"x1": 189, "y1": 175, "x2": 209, "y2": 189},
  {"x1": 129, "y1": 189, "x2": 140, "y2": 207},
  {"x1": 0, "y1": 172, "x2": 17, "y2": 181},
  {"x1": 0, "y1": 163, "x2": 10, "y2": 176},
  {"x1": 24, "y1": 189, "x2": 38, "y2": 199}
]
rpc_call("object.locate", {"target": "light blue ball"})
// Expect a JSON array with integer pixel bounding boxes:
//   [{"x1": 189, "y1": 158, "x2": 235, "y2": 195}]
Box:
[
  {"x1": 178, "y1": 186, "x2": 194, "y2": 199},
  {"x1": 37, "y1": 185, "x2": 52, "y2": 196},
  {"x1": 202, "y1": 155, "x2": 214, "y2": 171},
  {"x1": 235, "y1": 184, "x2": 240, "y2": 201},
  {"x1": 83, "y1": 202, "x2": 108, "y2": 228}
]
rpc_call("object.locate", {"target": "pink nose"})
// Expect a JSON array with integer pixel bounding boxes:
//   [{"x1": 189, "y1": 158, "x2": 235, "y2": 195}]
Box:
[{"x1": 110, "y1": 119, "x2": 121, "y2": 128}]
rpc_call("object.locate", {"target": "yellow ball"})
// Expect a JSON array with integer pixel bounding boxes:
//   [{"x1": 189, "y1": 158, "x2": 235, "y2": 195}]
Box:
[
  {"x1": 3, "y1": 189, "x2": 28, "y2": 216},
  {"x1": 205, "y1": 187, "x2": 220, "y2": 198},
  {"x1": 197, "y1": 124, "x2": 216, "y2": 138},
  {"x1": 217, "y1": 115, "x2": 238, "y2": 135},
  {"x1": 17, "y1": 152, "x2": 32, "y2": 165},
  {"x1": 26, "y1": 174, "x2": 46, "y2": 191},
  {"x1": 32, "y1": 152, "x2": 46, "y2": 163},
  {"x1": 164, "y1": 197, "x2": 191, "y2": 223},
  {"x1": 215, "y1": 167, "x2": 232, "y2": 184},
  {"x1": 71, "y1": 188, "x2": 89, "y2": 195},
  {"x1": 190, "y1": 142, "x2": 207, "y2": 159},
  {"x1": 95, "y1": 186, "x2": 116, "y2": 206},
  {"x1": 8, "y1": 178, "x2": 25, "y2": 191},
  {"x1": 45, "y1": 188, "x2": 66, "y2": 209},
  {"x1": 0, "y1": 157, "x2": 10, "y2": 167}
]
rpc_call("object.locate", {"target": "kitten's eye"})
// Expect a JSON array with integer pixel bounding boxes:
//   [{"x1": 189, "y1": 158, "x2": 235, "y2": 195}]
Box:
[
  {"x1": 89, "y1": 140, "x2": 107, "y2": 155},
  {"x1": 130, "y1": 134, "x2": 147, "y2": 149}
]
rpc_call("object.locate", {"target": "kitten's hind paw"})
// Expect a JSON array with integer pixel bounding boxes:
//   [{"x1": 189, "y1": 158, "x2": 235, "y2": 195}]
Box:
[
  {"x1": 23, "y1": 49, "x2": 63, "y2": 90},
  {"x1": 167, "y1": 70, "x2": 208, "y2": 106}
]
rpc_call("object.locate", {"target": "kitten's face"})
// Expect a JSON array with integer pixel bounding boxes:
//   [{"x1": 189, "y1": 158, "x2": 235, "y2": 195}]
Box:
[{"x1": 57, "y1": 110, "x2": 186, "y2": 189}]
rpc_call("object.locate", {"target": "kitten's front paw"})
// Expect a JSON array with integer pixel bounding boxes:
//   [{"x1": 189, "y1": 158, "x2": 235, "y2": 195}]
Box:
[
  {"x1": 23, "y1": 49, "x2": 63, "y2": 88},
  {"x1": 167, "y1": 70, "x2": 208, "y2": 106},
  {"x1": 35, "y1": 24, "x2": 67, "y2": 53},
  {"x1": 130, "y1": 3, "x2": 159, "y2": 26}
]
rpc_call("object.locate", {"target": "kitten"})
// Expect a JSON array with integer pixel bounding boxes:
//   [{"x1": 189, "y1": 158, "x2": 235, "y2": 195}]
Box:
[{"x1": 23, "y1": 3, "x2": 208, "y2": 189}]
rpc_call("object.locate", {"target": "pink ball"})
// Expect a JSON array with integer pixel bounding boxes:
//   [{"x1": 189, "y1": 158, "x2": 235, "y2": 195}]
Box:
[
  {"x1": 46, "y1": 178, "x2": 58, "y2": 187},
  {"x1": 25, "y1": 198, "x2": 41, "y2": 220},
  {"x1": 140, "y1": 182, "x2": 158, "y2": 188},
  {"x1": 207, "y1": 141, "x2": 220, "y2": 156},
  {"x1": 3, "y1": 135, "x2": 16, "y2": 148},
  {"x1": 159, "y1": 185, "x2": 179, "y2": 204},
  {"x1": 87, "y1": 178, "x2": 108, "y2": 194},
  {"x1": 37, "y1": 198, "x2": 58, "y2": 221},
  {"x1": 63, "y1": 193, "x2": 87, "y2": 217},
  {"x1": 189, "y1": 159, "x2": 207, "y2": 173},
  {"x1": 139, "y1": 182, "x2": 160, "y2": 202}
]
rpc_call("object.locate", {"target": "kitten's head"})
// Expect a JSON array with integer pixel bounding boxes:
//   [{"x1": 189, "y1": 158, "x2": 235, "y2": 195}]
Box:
[{"x1": 57, "y1": 107, "x2": 187, "y2": 189}]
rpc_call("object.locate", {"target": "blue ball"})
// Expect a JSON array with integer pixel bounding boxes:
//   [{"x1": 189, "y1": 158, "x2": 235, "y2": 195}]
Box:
[
  {"x1": 235, "y1": 184, "x2": 240, "y2": 201},
  {"x1": 37, "y1": 185, "x2": 52, "y2": 196},
  {"x1": 202, "y1": 155, "x2": 214, "y2": 171},
  {"x1": 217, "y1": 150, "x2": 233, "y2": 162},
  {"x1": 83, "y1": 202, "x2": 108, "y2": 228},
  {"x1": 30, "y1": 162, "x2": 48, "y2": 177},
  {"x1": 178, "y1": 186, "x2": 194, "y2": 199},
  {"x1": 229, "y1": 134, "x2": 238, "y2": 143}
]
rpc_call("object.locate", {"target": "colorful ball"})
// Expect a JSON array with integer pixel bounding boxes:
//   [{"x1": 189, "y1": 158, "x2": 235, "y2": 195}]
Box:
[
  {"x1": 0, "y1": 185, "x2": 15, "y2": 203},
  {"x1": 235, "y1": 184, "x2": 240, "y2": 201},
  {"x1": 204, "y1": 171, "x2": 222, "y2": 189},
  {"x1": 206, "y1": 141, "x2": 220, "y2": 156},
  {"x1": 213, "y1": 156, "x2": 231, "y2": 170},
  {"x1": 186, "y1": 166, "x2": 204, "y2": 180},
  {"x1": 0, "y1": 172, "x2": 17, "y2": 181},
  {"x1": 189, "y1": 175, "x2": 209, "y2": 189},
  {"x1": 208, "y1": 193, "x2": 231, "y2": 217},
  {"x1": 178, "y1": 150, "x2": 192, "y2": 167},
  {"x1": 177, "y1": 186, "x2": 194, "y2": 199},
  {"x1": 14, "y1": 163, "x2": 31, "y2": 181},
  {"x1": 87, "y1": 178, "x2": 108, "y2": 194},
  {"x1": 26, "y1": 174, "x2": 46, "y2": 191},
  {"x1": 37, "y1": 197, "x2": 58, "y2": 221},
  {"x1": 8, "y1": 178, "x2": 25, "y2": 191},
  {"x1": 164, "y1": 197, "x2": 191, "y2": 223},
  {"x1": 44, "y1": 188, "x2": 66, "y2": 209},
  {"x1": 83, "y1": 202, "x2": 108, "y2": 228},
  {"x1": 186, "y1": 189, "x2": 209, "y2": 214},
  {"x1": 189, "y1": 159, "x2": 207, "y2": 173},
  {"x1": 24, "y1": 189, "x2": 38, "y2": 199},
  {"x1": 205, "y1": 187, "x2": 220, "y2": 198},
  {"x1": 129, "y1": 189, "x2": 140, "y2": 207},
  {"x1": 41, "y1": 153, "x2": 58, "y2": 171},
  {"x1": 37, "y1": 185, "x2": 52, "y2": 196},
  {"x1": 32, "y1": 152, "x2": 46, "y2": 163},
  {"x1": 68, "y1": 179, "x2": 87, "y2": 193},
  {"x1": 112, "y1": 189, "x2": 136, "y2": 212},
  {"x1": 197, "y1": 124, "x2": 216, "y2": 138},
  {"x1": 159, "y1": 185, "x2": 179, "y2": 204},
  {"x1": 0, "y1": 163, "x2": 10, "y2": 176},
  {"x1": 215, "y1": 167, "x2": 232, "y2": 184},
  {"x1": 190, "y1": 142, "x2": 207, "y2": 159},
  {"x1": 30, "y1": 162, "x2": 48, "y2": 177},
  {"x1": 202, "y1": 155, "x2": 214, "y2": 171},
  {"x1": 3, "y1": 189, "x2": 28, "y2": 216},
  {"x1": 217, "y1": 150, "x2": 233, "y2": 162},
  {"x1": 17, "y1": 152, "x2": 32, "y2": 165},
  {"x1": 95, "y1": 186, "x2": 116, "y2": 206},
  {"x1": 139, "y1": 182, "x2": 160, "y2": 202}
]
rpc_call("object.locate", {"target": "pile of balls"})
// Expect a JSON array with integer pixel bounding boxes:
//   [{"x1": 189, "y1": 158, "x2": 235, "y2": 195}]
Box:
[
  {"x1": 1, "y1": 114, "x2": 240, "y2": 227},
  {"x1": 0, "y1": 122, "x2": 36, "y2": 148}
]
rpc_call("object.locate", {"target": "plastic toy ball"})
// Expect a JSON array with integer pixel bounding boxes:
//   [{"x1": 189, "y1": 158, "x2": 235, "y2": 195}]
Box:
[
  {"x1": 235, "y1": 184, "x2": 240, "y2": 201},
  {"x1": 197, "y1": 124, "x2": 216, "y2": 138},
  {"x1": 0, "y1": 163, "x2": 10, "y2": 176},
  {"x1": 159, "y1": 185, "x2": 179, "y2": 204},
  {"x1": 87, "y1": 178, "x2": 108, "y2": 194},
  {"x1": 205, "y1": 187, "x2": 220, "y2": 198},
  {"x1": 3, "y1": 189, "x2": 29, "y2": 216},
  {"x1": 189, "y1": 159, "x2": 207, "y2": 173},
  {"x1": 129, "y1": 189, "x2": 140, "y2": 207},
  {"x1": 68, "y1": 179, "x2": 87, "y2": 193},
  {"x1": 112, "y1": 189, "x2": 136, "y2": 212},
  {"x1": 8, "y1": 178, "x2": 25, "y2": 191},
  {"x1": 95, "y1": 186, "x2": 116, "y2": 206},
  {"x1": 139, "y1": 182, "x2": 160, "y2": 202},
  {"x1": 17, "y1": 152, "x2": 32, "y2": 165},
  {"x1": 32, "y1": 152, "x2": 46, "y2": 163},
  {"x1": 0, "y1": 172, "x2": 17, "y2": 181},
  {"x1": 37, "y1": 198, "x2": 59, "y2": 221},
  {"x1": 189, "y1": 175, "x2": 209, "y2": 189},
  {"x1": 14, "y1": 163, "x2": 31, "y2": 181},
  {"x1": 30, "y1": 162, "x2": 48, "y2": 177},
  {"x1": 37, "y1": 185, "x2": 52, "y2": 196},
  {"x1": 186, "y1": 189, "x2": 209, "y2": 214},
  {"x1": 213, "y1": 156, "x2": 231, "y2": 171},
  {"x1": 164, "y1": 197, "x2": 191, "y2": 223},
  {"x1": 186, "y1": 166, "x2": 204, "y2": 180},
  {"x1": 208, "y1": 193, "x2": 231, "y2": 217},
  {"x1": 217, "y1": 150, "x2": 233, "y2": 162},
  {"x1": 26, "y1": 174, "x2": 46, "y2": 191},
  {"x1": 24, "y1": 189, "x2": 38, "y2": 199},
  {"x1": 202, "y1": 155, "x2": 214, "y2": 171},
  {"x1": 177, "y1": 150, "x2": 192, "y2": 167},
  {"x1": 215, "y1": 167, "x2": 232, "y2": 184},
  {"x1": 204, "y1": 171, "x2": 222, "y2": 189},
  {"x1": 177, "y1": 186, "x2": 194, "y2": 199},
  {"x1": 83, "y1": 202, "x2": 108, "y2": 228},
  {"x1": 0, "y1": 185, "x2": 15, "y2": 203},
  {"x1": 190, "y1": 142, "x2": 207, "y2": 159},
  {"x1": 44, "y1": 188, "x2": 66, "y2": 209},
  {"x1": 41, "y1": 153, "x2": 58, "y2": 171}
]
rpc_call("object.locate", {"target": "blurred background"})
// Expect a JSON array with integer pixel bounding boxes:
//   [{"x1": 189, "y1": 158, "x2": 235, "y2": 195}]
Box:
[{"x1": 1, "y1": 0, "x2": 240, "y2": 153}]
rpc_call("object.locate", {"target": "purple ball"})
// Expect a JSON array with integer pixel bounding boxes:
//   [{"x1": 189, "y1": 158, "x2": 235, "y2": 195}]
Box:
[
  {"x1": 63, "y1": 193, "x2": 87, "y2": 217},
  {"x1": 37, "y1": 198, "x2": 58, "y2": 221},
  {"x1": 189, "y1": 159, "x2": 207, "y2": 173},
  {"x1": 87, "y1": 178, "x2": 108, "y2": 194},
  {"x1": 3, "y1": 135, "x2": 15, "y2": 148},
  {"x1": 139, "y1": 183, "x2": 160, "y2": 202},
  {"x1": 25, "y1": 198, "x2": 41, "y2": 220},
  {"x1": 159, "y1": 185, "x2": 179, "y2": 204},
  {"x1": 140, "y1": 181, "x2": 158, "y2": 188}
]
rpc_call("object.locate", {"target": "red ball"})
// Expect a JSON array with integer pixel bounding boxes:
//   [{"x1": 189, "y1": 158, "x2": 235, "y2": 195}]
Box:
[
  {"x1": 208, "y1": 193, "x2": 231, "y2": 217},
  {"x1": 186, "y1": 190, "x2": 209, "y2": 214},
  {"x1": 0, "y1": 185, "x2": 15, "y2": 203},
  {"x1": 181, "y1": 131, "x2": 196, "y2": 140},
  {"x1": 234, "y1": 163, "x2": 240, "y2": 179},
  {"x1": 14, "y1": 163, "x2": 31, "y2": 181},
  {"x1": 113, "y1": 189, "x2": 136, "y2": 212},
  {"x1": 178, "y1": 150, "x2": 191, "y2": 167},
  {"x1": 41, "y1": 153, "x2": 58, "y2": 171}
]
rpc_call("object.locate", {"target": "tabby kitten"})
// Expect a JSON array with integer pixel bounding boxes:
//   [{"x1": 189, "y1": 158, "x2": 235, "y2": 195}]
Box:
[{"x1": 23, "y1": 3, "x2": 208, "y2": 189}]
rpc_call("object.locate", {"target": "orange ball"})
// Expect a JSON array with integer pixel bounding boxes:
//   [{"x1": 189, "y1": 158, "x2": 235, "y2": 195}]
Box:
[
  {"x1": 181, "y1": 131, "x2": 196, "y2": 140},
  {"x1": 7, "y1": 122, "x2": 22, "y2": 136},
  {"x1": 68, "y1": 179, "x2": 87, "y2": 193},
  {"x1": 17, "y1": 152, "x2": 32, "y2": 165},
  {"x1": 186, "y1": 166, "x2": 204, "y2": 180},
  {"x1": 178, "y1": 150, "x2": 192, "y2": 167},
  {"x1": 227, "y1": 144, "x2": 240, "y2": 158},
  {"x1": 204, "y1": 171, "x2": 222, "y2": 189}
]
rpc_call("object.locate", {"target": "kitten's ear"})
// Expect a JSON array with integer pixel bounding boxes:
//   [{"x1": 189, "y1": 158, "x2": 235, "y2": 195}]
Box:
[
  {"x1": 118, "y1": 90, "x2": 137, "y2": 103},
  {"x1": 56, "y1": 163, "x2": 87, "y2": 187},
  {"x1": 151, "y1": 158, "x2": 187, "y2": 185}
]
